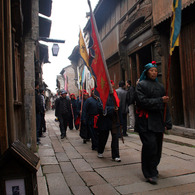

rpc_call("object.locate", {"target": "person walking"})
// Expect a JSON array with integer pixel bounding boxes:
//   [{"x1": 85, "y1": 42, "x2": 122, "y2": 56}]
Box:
[
  {"x1": 97, "y1": 80, "x2": 122, "y2": 162},
  {"x1": 116, "y1": 81, "x2": 129, "y2": 136},
  {"x1": 69, "y1": 93, "x2": 79, "y2": 130},
  {"x1": 82, "y1": 88, "x2": 99, "y2": 150},
  {"x1": 35, "y1": 81, "x2": 42, "y2": 144},
  {"x1": 79, "y1": 91, "x2": 91, "y2": 143},
  {"x1": 55, "y1": 90, "x2": 71, "y2": 139},
  {"x1": 126, "y1": 80, "x2": 135, "y2": 130},
  {"x1": 135, "y1": 63, "x2": 172, "y2": 185},
  {"x1": 40, "y1": 89, "x2": 46, "y2": 135}
]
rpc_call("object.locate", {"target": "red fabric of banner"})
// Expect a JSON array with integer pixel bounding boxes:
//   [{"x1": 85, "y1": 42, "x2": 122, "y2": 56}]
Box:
[{"x1": 89, "y1": 16, "x2": 110, "y2": 110}]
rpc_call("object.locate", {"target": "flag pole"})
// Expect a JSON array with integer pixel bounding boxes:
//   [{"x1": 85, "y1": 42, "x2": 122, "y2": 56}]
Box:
[
  {"x1": 163, "y1": 55, "x2": 171, "y2": 122},
  {"x1": 87, "y1": 0, "x2": 113, "y2": 94},
  {"x1": 78, "y1": 84, "x2": 84, "y2": 131}
]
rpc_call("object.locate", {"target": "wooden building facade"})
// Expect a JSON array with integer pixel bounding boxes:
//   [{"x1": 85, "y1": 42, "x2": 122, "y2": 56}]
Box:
[
  {"x1": 0, "y1": 0, "x2": 51, "y2": 155},
  {"x1": 152, "y1": 0, "x2": 195, "y2": 132},
  {"x1": 90, "y1": 0, "x2": 162, "y2": 88},
  {"x1": 86, "y1": 0, "x2": 195, "y2": 136}
]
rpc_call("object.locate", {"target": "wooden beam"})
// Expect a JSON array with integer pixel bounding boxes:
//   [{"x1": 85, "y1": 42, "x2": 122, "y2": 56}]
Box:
[
  {"x1": 0, "y1": 0, "x2": 8, "y2": 154},
  {"x1": 4, "y1": 0, "x2": 16, "y2": 144},
  {"x1": 136, "y1": 53, "x2": 140, "y2": 79}
]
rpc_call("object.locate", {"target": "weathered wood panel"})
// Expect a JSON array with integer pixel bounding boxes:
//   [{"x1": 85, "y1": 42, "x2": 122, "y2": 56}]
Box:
[
  {"x1": 120, "y1": 0, "x2": 128, "y2": 18},
  {"x1": 4, "y1": 0, "x2": 16, "y2": 143},
  {"x1": 0, "y1": 0, "x2": 8, "y2": 154},
  {"x1": 128, "y1": 0, "x2": 137, "y2": 10},
  {"x1": 108, "y1": 62, "x2": 121, "y2": 88},
  {"x1": 179, "y1": 21, "x2": 195, "y2": 128},
  {"x1": 152, "y1": 0, "x2": 195, "y2": 26},
  {"x1": 102, "y1": 26, "x2": 119, "y2": 59}
]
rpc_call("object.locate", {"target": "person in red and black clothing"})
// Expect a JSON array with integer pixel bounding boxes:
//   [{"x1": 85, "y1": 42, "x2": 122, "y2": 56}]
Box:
[
  {"x1": 82, "y1": 88, "x2": 99, "y2": 150},
  {"x1": 135, "y1": 63, "x2": 172, "y2": 184},
  {"x1": 79, "y1": 91, "x2": 90, "y2": 143},
  {"x1": 69, "y1": 93, "x2": 79, "y2": 130},
  {"x1": 97, "y1": 80, "x2": 122, "y2": 162}
]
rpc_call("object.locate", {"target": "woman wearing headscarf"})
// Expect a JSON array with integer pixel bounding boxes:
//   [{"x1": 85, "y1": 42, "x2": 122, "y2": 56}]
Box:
[{"x1": 135, "y1": 62, "x2": 172, "y2": 184}]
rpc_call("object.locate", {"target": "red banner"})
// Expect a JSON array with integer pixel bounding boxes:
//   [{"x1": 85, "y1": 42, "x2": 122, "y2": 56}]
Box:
[{"x1": 88, "y1": 13, "x2": 110, "y2": 110}]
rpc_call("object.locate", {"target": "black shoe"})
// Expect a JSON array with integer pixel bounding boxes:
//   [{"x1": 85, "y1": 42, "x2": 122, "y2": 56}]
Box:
[
  {"x1": 61, "y1": 134, "x2": 66, "y2": 139},
  {"x1": 37, "y1": 140, "x2": 41, "y2": 145},
  {"x1": 146, "y1": 177, "x2": 158, "y2": 185},
  {"x1": 83, "y1": 139, "x2": 87, "y2": 144},
  {"x1": 92, "y1": 147, "x2": 98, "y2": 151}
]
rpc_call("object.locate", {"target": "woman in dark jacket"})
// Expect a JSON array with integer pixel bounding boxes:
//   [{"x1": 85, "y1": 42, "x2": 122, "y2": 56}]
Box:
[
  {"x1": 135, "y1": 63, "x2": 172, "y2": 185},
  {"x1": 97, "y1": 80, "x2": 123, "y2": 162}
]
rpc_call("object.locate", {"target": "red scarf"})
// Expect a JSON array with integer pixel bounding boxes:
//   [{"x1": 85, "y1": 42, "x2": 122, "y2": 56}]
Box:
[{"x1": 113, "y1": 89, "x2": 120, "y2": 108}]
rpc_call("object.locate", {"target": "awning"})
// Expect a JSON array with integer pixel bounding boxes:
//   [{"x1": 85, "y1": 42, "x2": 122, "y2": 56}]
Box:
[
  {"x1": 39, "y1": 16, "x2": 51, "y2": 37},
  {"x1": 39, "y1": 0, "x2": 52, "y2": 17},
  {"x1": 153, "y1": 0, "x2": 195, "y2": 26}
]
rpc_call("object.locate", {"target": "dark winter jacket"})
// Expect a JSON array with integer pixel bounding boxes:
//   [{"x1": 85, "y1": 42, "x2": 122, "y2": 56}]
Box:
[
  {"x1": 35, "y1": 89, "x2": 42, "y2": 114},
  {"x1": 55, "y1": 96, "x2": 71, "y2": 117},
  {"x1": 97, "y1": 94, "x2": 123, "y2": 132},
  {"x1": 82, "y1": 97, "x2": 100, "y2": 125},
  {"x1": 135, "y1": 79, "x2": 172, "y2": 133},
  {"x1": 71, "y1": 99, "x2": 78, "y2": 119},
  {"x1": 116, "y1": 87, "x2": 128, "y2": 114},
  {"x1": 126, "y1": 86, "x2": 135, "y2": 106}
]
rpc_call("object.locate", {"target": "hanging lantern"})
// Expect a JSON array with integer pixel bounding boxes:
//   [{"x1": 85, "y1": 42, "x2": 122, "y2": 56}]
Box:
[{"x1": 52, "y1": 43, "x2": 59, "y2": 56}]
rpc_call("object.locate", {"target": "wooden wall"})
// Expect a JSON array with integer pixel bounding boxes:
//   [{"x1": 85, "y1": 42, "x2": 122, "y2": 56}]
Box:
[
  {"x1": 108, "y1": 62, "x2": 121, "y2": 88},
  {"x1": 179, "y1": 21, "x2": 195, "y2": 128},
  {"x1": 152, "y1": 0, "x2": 195, "y2": 26},
  {"x1": 0, "y1": 0, "x2": 8, "y2": 154}
]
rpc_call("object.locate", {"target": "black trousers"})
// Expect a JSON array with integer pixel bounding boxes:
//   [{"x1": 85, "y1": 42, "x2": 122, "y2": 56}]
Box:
[
  {"x1": 69, "y1": 117, "x2": 79, "y2": 130},
  {"x1": 80, "y1": 122, "x2": 90, "y2": 140},
  {"x1": 139, "y1": 131, "x2": 163, "y2": 178},
  {"x1": 41, "y1": 113, "x2": 46, "y2": 133},
  {"x1": 58, "y1": 114, "x2": 68, "y2": 136},
  {"x1": 122, "y1": 113, "x2": 127, "y2": 135},
  {"x1": 98, "y1": 130, "x2": 120, "y2": 159}
]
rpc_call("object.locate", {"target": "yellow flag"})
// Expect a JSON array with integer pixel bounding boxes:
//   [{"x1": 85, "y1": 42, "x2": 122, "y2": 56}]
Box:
[{"x1": 79, "y1": 30, "x2": 89, "y2": 67}]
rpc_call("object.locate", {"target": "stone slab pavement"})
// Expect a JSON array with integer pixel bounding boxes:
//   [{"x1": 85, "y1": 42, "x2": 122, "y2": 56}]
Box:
[{"x1": 37, "y1": 110, "x2": 195, "y2": 195}]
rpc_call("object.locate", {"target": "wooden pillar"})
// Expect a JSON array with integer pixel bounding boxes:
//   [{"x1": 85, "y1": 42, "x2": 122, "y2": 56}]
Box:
[
  {"x1": 4, "y1": 0, "x2": 16, "y2": 144},
  {"x1": 129, "y1": 57, "x2": 133, "y2": 81},
  {"x1": 136, "y1": 53, "x2": 140, "y2": 79},
  {"x1": 0, "y1": 0, "x2": 8, "y2": 154}
]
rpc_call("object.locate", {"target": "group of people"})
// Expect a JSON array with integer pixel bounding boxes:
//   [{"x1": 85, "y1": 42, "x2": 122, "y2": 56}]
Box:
[{"x1": 53, "y1": 61, "x2": 172, "y2": 185}]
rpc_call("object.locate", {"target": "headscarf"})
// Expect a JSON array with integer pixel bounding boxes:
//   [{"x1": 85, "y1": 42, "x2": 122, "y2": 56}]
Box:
[
  {"x1": 70, "y1": 93, "x2": 76, "y2": 99},
  {"x1": 139, "y1": 63, "x2": 158, "y2": 82}
]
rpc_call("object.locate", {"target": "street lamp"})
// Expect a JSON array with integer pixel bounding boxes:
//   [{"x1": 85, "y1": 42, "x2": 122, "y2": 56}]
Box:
[
  {"x1": 39, "y1": 37, "x2": 65, "y2": 57},
  {"x1": 52, "y1": 43, "x2": 60, "y2": 56}
]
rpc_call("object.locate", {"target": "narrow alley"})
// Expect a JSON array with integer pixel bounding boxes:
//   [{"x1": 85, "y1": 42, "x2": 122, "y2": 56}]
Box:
[{"x1": 37, "y1": 110, "x2": 195, "y2": 195}]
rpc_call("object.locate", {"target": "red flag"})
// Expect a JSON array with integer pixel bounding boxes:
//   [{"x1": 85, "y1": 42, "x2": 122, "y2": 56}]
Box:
[{"x1": 88, "y1": 0, "x2": 112, "y2": 110}]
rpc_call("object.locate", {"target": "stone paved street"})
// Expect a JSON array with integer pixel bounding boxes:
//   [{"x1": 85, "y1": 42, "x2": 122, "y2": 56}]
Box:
[{"x1": 37, "y1": 110, "x2": 195, "y2": 195}]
